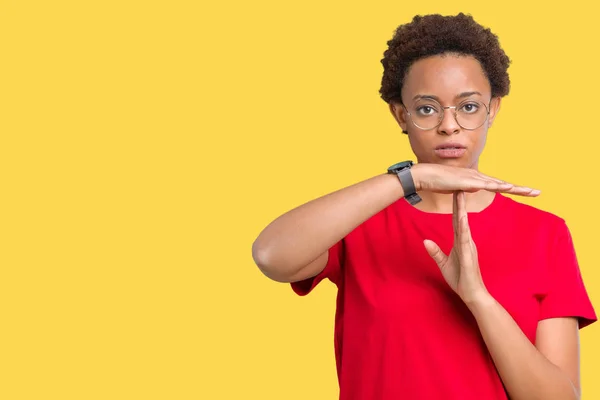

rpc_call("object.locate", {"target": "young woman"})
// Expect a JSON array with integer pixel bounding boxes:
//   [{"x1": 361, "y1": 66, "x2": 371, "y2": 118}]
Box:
[{"x1": 252, "y1": 13, "x2": 597, "y2": 400}]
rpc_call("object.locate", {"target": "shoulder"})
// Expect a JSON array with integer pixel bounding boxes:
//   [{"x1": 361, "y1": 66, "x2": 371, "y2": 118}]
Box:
[{"x1": 496, "y1": 194, "x2": 568, "y2": 233}]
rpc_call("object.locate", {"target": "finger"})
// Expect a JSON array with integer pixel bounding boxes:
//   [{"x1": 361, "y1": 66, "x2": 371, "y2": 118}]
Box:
[
  {"x1": 475, "y1": 172, "x2": 508, "y2": 184},
  {"x1": 477, "y1": 180, "x2": 542, "y2": 196},
  {"x1": 423, "y1": 239, "x2": 448, "y2": 266},
  {"x1": 455, "y1": 193, "x2": 474, "y2": 265},
  {"x1": 503, "y1": 185, "x2": 542, "y2": 197},
  {"x1": 475, "y1": 170, "x2": 531, "y2": 190},
  {"x1": 459, "y1": 213, "x2": 471, "y2": 247},
  {"x1": 457, "y1": 192, "x2": 471, "y2": 247},
  {"x1": 452, "y1": 192, "x2": 459, "y2": 239},
  {"x1": 457, "y1": 191, "x2": 467, "y2": 223},
  {"x1": 458, "y1": 214, "x2": 475, "y2": 266},
  {"x1": 480, "y1": 179, "x2": 514, "y2": 191},
  {"x1": 473, "y1": 176, "x2": 541, "y2": 196},
  {"x1": 458, "y1": 179, "x2": 513, "y2": 193}
]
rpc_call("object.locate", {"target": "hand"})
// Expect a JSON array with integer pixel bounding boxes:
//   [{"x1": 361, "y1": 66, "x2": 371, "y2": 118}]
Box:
[
  {"x1": 411, "y1": 163, "x2": 540, "y2": 197},
  {"x1": 423, "y1": 191, "x2": 489, "y2": 304}
]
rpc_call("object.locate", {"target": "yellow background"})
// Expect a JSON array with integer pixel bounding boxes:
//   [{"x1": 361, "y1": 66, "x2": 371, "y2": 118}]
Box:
[{"x1": 1, "y1": 1, "x2": 599, "y2": 399}]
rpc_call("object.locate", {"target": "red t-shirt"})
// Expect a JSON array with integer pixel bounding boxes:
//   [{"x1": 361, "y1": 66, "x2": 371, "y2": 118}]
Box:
[{"x1": 291, "y1": 193, "x2": 597, "y2": 400}]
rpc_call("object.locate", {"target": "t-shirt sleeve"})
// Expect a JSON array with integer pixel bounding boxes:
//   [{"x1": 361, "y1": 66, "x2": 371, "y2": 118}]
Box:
[
  {"x1": 538, "y1": 221, "x2": 597, "y2": 329},
  {"x1": 290, "y1": 239, "x2": 344, "y2": 296}
]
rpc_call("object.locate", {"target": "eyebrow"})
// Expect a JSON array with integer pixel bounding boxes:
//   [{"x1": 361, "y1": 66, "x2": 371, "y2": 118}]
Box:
[{"x1": 412, "y1": 91, "x2": 483, "y2": 102}]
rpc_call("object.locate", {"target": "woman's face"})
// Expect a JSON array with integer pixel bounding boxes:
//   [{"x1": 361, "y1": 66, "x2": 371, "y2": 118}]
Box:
[{"x1": 389, "y1": 54, "x2": 501, "y2": 169}]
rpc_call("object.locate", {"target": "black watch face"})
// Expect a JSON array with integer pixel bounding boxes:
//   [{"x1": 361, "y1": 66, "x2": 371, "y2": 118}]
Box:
[{"x1": 388, "y1": 161, "x2": 413, "y2": 172}]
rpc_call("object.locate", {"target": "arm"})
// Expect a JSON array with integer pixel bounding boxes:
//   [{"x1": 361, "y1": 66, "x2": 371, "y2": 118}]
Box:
[
  {"x1": 424, "y1": 192, "x2": 582, "y2": 400},
  {"x1": 252, "y1": 173, "x2": 406, "y2": 283},
  {"x1": 253, "y1": 164, "x2": 536, "y2": 283},
  {"x1": 467, "y1": 296, "x2": 581, "y2": 400}
]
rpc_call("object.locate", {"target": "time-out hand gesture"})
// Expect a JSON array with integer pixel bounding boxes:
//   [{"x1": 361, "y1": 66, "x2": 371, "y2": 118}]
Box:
[
  {"x1": 412, "y1": 163, "x2": 540, "y2": 197},
  {"x1": 423, "y1": 191, "x2": 489, "y2": 303}
]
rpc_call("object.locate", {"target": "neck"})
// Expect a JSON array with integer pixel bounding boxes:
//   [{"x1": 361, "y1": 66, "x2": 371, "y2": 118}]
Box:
[
  {"x1": 411, "y1": 159, "x2": 488, "y2": 213},
  {"x1": 414, "y1": 190, "x2": 497, "y2": 214}
]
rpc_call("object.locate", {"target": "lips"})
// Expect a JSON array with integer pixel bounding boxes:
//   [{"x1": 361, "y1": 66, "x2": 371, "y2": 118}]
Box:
[
  {"x1": 434, "y1": 143, "x2": 467, "y2": 159},
  {"x1": 435, "y1": 142, "x2": 466, "y2": 150}
]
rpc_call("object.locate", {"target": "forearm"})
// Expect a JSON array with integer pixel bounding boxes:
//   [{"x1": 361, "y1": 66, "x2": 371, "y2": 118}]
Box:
[
  {"x1": 252, "y1": 173, "x2": 404, "y2": 280},
  {"x1": 466, "y1": 294, "x2": 579, "y2": 400}
]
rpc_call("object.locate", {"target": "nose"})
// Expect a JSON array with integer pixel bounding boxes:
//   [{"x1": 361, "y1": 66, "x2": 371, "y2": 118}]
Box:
[{"x1": 437, "y1": 107, "x2": 460, "y2": 135}]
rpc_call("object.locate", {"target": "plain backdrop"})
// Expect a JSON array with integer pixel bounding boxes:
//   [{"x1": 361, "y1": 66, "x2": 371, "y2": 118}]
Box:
[{"x1": 1, "y1": 1, "x2": 599, "y2": 399}]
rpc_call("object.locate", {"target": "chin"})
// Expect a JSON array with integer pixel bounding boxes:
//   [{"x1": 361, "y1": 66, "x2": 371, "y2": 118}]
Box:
[{"x1": 427, "y1": 157, "x2": 475, "y2": 169}]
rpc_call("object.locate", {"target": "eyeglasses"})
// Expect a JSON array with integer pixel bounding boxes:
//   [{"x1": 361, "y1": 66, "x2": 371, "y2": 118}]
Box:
[{"x1": 401, "y1": 98, "x2": 491, "y2": 131}]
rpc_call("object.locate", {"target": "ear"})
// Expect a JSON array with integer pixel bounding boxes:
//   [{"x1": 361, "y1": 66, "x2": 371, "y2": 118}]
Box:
[
  {"x1": 488, "y1": 97, "x2": 502, "y2": 128},
  {"x1": 389, "y1": 101, "x2": 409, "y2": 134}
]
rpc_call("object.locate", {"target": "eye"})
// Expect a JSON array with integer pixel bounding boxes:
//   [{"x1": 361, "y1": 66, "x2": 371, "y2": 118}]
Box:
[
  {"x1": 460, "y1": 102, "x2": 480, "y2": 114},
  {"x1": 416, "y1": 105, "x2": 438, "y2": 116}
]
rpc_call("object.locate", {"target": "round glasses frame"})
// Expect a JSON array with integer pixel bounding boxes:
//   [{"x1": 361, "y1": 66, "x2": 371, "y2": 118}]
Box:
[{"x1": 401, "y1": 99, "x2": 492, "y2": 131}]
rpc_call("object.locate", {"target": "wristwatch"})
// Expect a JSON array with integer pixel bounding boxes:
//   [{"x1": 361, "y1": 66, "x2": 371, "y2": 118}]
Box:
[{"x1": 387, "y1": 161, "x2": 422, "y2": 205}]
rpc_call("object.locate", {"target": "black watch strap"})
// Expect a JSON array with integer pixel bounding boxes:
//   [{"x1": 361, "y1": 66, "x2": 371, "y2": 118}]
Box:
[{"x1": 397, "y1": 168, "x2": 422, "y2": 205}]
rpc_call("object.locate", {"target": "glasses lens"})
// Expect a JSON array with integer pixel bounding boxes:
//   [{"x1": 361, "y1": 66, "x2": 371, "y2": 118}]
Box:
[
  {"x1": 455, "y1": 100, "x2": 488, "y2": 130},
  {"x1": 409, "y1": 99, "x2": 443, "y2": 130}
]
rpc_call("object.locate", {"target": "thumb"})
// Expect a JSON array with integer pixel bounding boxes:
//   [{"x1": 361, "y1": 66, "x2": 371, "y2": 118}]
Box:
[{"x1": 424, "y1": 239, "x2": 447, "y2": 266}]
